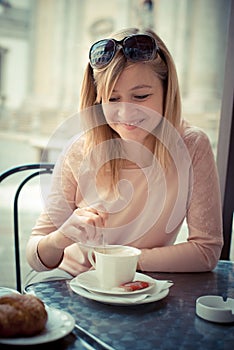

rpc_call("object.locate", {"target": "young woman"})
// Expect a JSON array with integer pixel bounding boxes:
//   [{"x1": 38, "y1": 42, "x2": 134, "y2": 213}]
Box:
[{"x1": 26, "y1": 27, "x2": 223, "y2": 282}]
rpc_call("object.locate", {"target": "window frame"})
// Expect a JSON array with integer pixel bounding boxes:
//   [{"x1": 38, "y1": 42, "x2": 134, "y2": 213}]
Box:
[{"x1": 216, "y1": 0, "x2": 234, "y2": 260}]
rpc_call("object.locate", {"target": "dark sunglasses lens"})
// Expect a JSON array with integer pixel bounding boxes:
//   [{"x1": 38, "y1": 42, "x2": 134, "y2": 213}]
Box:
[
  {"x1": 89, "y1": 39, "x2": 116, "y2": 68},
  {"x1": 123, "y1": 35, "x2": 156, "y2": 61}
]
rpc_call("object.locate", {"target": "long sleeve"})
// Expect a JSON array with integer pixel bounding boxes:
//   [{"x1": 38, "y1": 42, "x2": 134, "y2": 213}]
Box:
[
  {"x1": 138, "y1": 128, "x2": 223, "y2": 272},
  {"x1": 26, "y1": 138, "x2": 87, "y2": 273}
]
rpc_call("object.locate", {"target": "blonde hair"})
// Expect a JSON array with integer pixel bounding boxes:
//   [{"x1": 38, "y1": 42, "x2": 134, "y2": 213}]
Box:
[{"x1": 79, "y1": 28, "x2": 182, "y2": 192}]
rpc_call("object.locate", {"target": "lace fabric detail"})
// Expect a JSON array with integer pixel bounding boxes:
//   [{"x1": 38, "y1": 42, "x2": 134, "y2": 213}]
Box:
[{"x1": 183, "y1": 126, "x2": 222, "y2": 236}]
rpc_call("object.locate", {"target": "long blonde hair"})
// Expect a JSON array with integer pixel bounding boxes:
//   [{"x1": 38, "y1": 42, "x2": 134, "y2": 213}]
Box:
[{"x1": 79, "y1": 28, "x2": 182, "y2": 191}]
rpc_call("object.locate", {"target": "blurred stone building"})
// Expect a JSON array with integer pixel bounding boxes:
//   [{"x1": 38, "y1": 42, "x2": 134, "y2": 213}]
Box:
[{"x1": 0, "y1": 0, "x2": 232, "y2": 153}]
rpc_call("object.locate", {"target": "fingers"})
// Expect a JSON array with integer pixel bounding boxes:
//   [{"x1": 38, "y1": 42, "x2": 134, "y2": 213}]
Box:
[
  {"x1": 72, "y1": 206, "x2": 108, "y2": 243},
  {"x1": 76, "y1": 214, "x2": 99, "y2": 241},
  {"x1": 74, "y1": 206, "x2": 108, "y2": 228}
]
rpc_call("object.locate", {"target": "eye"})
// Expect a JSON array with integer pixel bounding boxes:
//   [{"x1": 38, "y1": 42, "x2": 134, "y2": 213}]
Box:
[
  {"x1": 134, "y1": 94, "x2": 151, "y2": 100},
  {"x1": 109, "y1": 97, "x2": 119, "y2": 102}
]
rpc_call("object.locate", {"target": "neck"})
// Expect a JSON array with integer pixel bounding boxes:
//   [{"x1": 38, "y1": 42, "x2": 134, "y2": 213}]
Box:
[{"x1": 121, "y1": 138, "x2": 155, "y2": 168}]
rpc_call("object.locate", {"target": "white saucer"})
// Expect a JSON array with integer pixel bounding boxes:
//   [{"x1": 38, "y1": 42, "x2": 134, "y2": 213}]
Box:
[
  {"x1": 70, "y1": 283, "x2": 170, "y2": 306},
  {"x1": 0, "y1": 306, "x2": 75, "y2": 345},
  {"x1": 70, "y1": 271, "x2": 156, "y2": 295},
  {"x1": 70, "y1": 273, "x2": 173, "y2": 306}
]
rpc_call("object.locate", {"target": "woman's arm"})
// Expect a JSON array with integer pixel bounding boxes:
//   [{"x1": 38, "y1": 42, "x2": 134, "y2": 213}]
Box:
[
  {"x1": 138, "y1": 129, "x2": 223, "y2": 272},
  {"x1": 26, "y1": 140, "x2": 107, "y2": 271}
]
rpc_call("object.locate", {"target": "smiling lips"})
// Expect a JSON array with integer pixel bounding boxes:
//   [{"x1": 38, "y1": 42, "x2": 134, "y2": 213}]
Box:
[{"x1": 117, "y1": 119, "x2": 145, "y2": 130}]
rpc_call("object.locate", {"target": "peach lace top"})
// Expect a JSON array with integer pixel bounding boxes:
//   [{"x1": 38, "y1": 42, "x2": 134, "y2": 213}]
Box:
[{"x1": 26, "y1": 123, "x2": 223, "y2": 274}]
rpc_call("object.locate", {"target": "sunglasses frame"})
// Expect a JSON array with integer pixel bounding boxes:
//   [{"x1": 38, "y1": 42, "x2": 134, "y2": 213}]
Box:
[{"x1": 89, "y1": 34, "x2": 161, "y2": 69}]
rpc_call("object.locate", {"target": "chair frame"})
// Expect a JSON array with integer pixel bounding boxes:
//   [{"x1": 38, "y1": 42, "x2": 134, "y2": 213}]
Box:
[{"x1": 0, "y1": 163, "x2": 54, "y2": 292}]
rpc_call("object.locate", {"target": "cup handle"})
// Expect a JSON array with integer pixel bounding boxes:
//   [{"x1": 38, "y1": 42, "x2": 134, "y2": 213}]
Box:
[{"x1": 88, "y1": 249, "x2": 96, "y2": 268}]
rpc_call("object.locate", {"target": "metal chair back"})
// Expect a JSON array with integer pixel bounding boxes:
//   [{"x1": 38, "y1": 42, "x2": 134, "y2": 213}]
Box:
[{"x1": 0, "y1": 163, "x2": 54, "y2": 292}]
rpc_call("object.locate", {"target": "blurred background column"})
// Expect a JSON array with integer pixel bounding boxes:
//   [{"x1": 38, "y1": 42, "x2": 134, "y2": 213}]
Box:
[
  {"x1": 183, "y1": 0, "x2": 229, "y2": 114},
  {"x1": 24, "y1": 0, "x2": 87, "y2": 136},
  {"x1": 138, "y1": 0, "x2": 154, "y2": 29}
]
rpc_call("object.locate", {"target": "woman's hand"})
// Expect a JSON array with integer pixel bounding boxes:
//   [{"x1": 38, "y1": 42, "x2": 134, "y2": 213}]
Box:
[
  {"x1": 57, "y1": 206, "x2": 108, "y2": 245},
  {"x1": 37, "y1": 205, "x2": 108, "y2": 269}
]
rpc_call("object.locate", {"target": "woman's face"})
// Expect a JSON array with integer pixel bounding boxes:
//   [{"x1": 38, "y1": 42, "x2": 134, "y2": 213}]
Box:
[{"x1": 102, "y1": 62, "x2": 164, "y2": 145}]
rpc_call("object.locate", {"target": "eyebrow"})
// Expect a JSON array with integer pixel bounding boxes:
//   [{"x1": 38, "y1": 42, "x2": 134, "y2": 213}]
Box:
[
  {"x1": 131, "y1": 85, "x2": 153, "y2": 91},
  {"x1": 112, "y1": 85, "x2": 153, "y2": 93}
]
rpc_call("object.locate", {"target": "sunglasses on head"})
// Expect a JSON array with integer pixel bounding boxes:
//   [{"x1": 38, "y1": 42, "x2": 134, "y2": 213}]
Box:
[{"x1": 89, "y1": 34, "x2": 161, "y2": 69}]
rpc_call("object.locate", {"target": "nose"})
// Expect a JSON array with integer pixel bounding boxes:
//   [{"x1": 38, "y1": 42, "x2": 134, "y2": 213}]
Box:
[
  {"x1": 116, "y1": 102, "x2": 139, "y2": 123},
  {"x1": 117, "y1": 102, "x2": 128, "y2": 119}
]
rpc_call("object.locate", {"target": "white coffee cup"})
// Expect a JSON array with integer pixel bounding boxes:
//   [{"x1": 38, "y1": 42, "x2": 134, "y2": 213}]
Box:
[{"x1": 88, "y1": 245, "x2": 141, "y2": 290}]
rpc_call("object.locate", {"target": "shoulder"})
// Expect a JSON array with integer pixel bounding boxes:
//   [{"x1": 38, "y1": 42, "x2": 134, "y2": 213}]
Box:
[
  {"x1": 54, "y1": 133, "x2": 87, "y2": 179},
  {"x1": 180, "y1": 120, "x2": 213, "y2": 158},
  {"x1": 181, "y1": 120, "x2": 210, "y2": 144},
  {"x1": 62, "y1": 133, "x2": 86, "y2": 161}
]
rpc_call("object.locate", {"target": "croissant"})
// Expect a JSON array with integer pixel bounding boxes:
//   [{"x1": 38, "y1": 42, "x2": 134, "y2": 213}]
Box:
[{"x1": 0, "y1": 293, "x2": 48, "y2": 338}]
